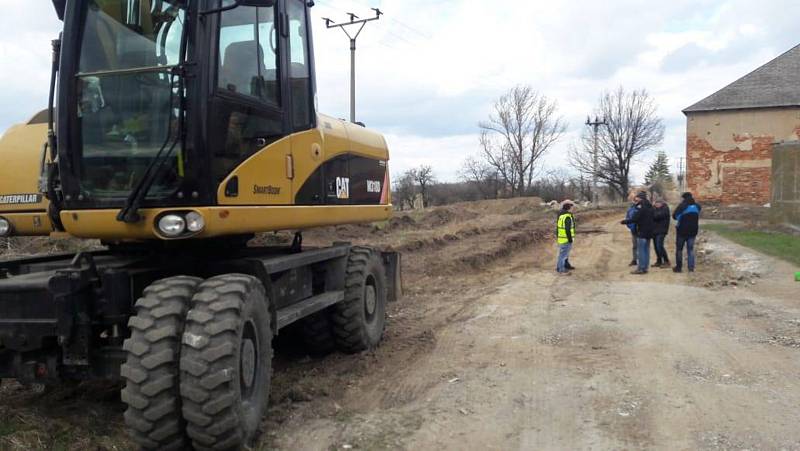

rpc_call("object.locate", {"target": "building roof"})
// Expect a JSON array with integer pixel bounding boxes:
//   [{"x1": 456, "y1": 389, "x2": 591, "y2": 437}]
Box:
[{"x1": 683, "y1": 44, "x2": 800, "y2": 113}]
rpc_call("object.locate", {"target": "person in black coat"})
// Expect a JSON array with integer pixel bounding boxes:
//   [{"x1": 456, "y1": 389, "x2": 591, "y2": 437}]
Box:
[
  {"x1": 621, "y1": 191, "x2": 655, "y2": 274},
  {"x1": 652, "y1": 200, "x2": 671, "y2": 267}
]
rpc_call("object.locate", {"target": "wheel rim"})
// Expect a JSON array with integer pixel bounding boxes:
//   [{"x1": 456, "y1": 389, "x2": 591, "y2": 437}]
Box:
[
  {"x1": 240, "y1": 320, "x2": 258, "y2": 398},
  {"x1": 364, "y1": 276, "x2": 377, "y2": 319}
]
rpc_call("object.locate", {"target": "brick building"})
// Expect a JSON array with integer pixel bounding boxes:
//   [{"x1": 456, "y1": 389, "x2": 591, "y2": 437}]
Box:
[{"x1": 683, "y1": 44, "x2": 800, "y2": 205}]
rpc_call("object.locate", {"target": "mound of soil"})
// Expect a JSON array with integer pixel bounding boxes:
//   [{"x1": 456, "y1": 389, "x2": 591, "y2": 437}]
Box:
[
  {"x1": 387, "y1": 214, "x2": 416, "y2": 230},
  {"x1": 417, "y1": 208, "x2": 476, "y2": 228}
]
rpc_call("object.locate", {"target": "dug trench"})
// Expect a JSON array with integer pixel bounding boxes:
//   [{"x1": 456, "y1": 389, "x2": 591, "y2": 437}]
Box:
[{"x1": 2, "y1": 198, "x2": 800, "y2": 450}]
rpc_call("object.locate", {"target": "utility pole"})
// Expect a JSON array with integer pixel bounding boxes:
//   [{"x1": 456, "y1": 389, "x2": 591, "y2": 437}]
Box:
[
  {"x1": 677, "y1": 157, "x2": 685, "y2": 192},
  {"x1": 323, "y1": 8, "x2": 383, "y2": 123},
  {"x1": 585, "y1": 116, "x2": 607, "y2": 205}
]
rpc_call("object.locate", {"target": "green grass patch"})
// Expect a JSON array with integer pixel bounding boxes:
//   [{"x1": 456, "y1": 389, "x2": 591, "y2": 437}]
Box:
[
  {"x1": 0, "y1": 421, "x2": 20, "y2": 438},
  {"x1": 704, "y1": 224, "x2": 800, "y2": 267}
]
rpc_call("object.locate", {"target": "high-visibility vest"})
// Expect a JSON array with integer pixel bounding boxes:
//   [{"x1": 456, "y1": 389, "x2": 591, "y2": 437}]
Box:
[{"x1": 557, "y1": 212, "x2": 575, "y2": 245}]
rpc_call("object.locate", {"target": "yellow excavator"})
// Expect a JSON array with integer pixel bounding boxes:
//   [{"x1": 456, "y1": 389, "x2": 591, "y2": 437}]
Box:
[
  {"x1": 0, "y1": 111, "x2": 53, "y2": 237},
  {"x1": 0, "y1": 1, "x2": 401, "y2": 450}
]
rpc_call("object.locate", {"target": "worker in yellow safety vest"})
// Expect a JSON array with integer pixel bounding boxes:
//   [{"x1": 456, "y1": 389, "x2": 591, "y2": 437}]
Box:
[{"x1": 556, "y1": 200, "x2": 576, "y2": 274}]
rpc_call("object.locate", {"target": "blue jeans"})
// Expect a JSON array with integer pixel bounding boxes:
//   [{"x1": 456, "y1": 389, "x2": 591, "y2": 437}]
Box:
[
  {"x1": 675, "y1": 235, "x2": 696, "y2": 270},
  {"x1": 637, "y1": 238, "x2": 651, "y2": 272},
  {"x1": 557, "y1": 243, "x2": 572, "y2": 273}
]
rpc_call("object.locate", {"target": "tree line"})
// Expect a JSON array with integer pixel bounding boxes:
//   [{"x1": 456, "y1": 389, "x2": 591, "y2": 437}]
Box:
[{"x1": 393, "y1": 85, "x2": 670, "y2": 208}]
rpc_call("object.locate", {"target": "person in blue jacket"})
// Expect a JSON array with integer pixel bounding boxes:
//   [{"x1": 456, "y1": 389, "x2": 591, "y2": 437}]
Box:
[
  {"x1": 621, "y1": 192, "x2": 656, "y2": 275},
  {"x1": 672, "y1": 192, "x2": 702, "y2": 273},
  {"x1": 624, "y1": 194, "x2": 640, "y2": 266}
]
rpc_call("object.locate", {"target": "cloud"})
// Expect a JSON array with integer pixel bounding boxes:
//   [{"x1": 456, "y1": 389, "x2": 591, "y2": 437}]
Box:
[
  {"x1": 0, "y1": 3, "x2": 62, "y2": 131},
  {"x1": 310, "y1": 0, "x2": 800, "y2": 183},
  {"x1": 2, "y1": 0, "x2": 799, "y2": 187}
]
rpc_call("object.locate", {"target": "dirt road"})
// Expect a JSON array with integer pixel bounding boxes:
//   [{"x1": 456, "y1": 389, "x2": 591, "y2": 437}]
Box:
[
  {"x1": 2, "y1": 201, "x2": 799, "y2": 450},
  {"x1": 268, "y1": 215, "x2": 800, "y2": 450}
]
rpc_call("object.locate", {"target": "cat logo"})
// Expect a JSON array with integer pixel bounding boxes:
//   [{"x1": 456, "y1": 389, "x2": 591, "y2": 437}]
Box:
[
  {"x1": 336, "y1": 177, "x2": 350, "y2": 200},
  {"x1": 0, "y1": 193, "x2": 42, "y2": 205}
]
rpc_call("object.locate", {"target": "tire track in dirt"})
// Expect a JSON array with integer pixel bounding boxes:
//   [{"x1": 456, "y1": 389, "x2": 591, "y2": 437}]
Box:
[{"x1": 263, "y1": 207, "x2": 625, "y2": 448}]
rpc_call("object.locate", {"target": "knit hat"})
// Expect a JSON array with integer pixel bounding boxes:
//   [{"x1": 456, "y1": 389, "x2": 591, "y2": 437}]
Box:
[{"x1": 636, "y1": 191, "x2": 648, "y2": 200}]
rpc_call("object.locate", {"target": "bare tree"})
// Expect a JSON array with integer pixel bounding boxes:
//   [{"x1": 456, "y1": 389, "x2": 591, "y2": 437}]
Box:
[
  {"x1": 570, "y1": 175, "x2": 594, "y2": 202},
  {"x1": 479, "y1": 85, "x2": 566, "y2": 197},
  {"x1": 459, "y1": 156, "x2": 501, "y2": 200},
  {"x1": 392, "y1": 171, "x2": 416, "y2": 211},
  {"x1": 529, "y1": 170, "x2": 579, "y2": 203},
  {"x1": 570, "y1": 87, "x2": 664, "y2": 201},
  {"x1": 410, "y1": 165, "x2": 436, "y2": 208}
]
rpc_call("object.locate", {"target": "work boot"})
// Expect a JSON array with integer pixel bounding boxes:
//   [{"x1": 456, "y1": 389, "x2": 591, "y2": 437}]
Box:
[
  {"x1": 565, "y1": 261, "x2": 575, "y2": 270},
  {"x1": 631, "y1": 269, "x2": 648, "y2": 275},
  {"x1": 653, "y1": 260, "x2": 662, "y2": 268},
  {"x1": 672, "y1": 266, "x2": 682, "y2": 273},
  {"x1": 629, "y1": 260, "x2": 638, "y2": 266},
  {"x1": 661, "y1": 259, "x2": 671, "y2": 268}
]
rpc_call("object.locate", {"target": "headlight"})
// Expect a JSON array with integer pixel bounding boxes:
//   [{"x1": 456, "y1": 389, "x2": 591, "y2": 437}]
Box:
[
  {"x1": 185, "y1": 212, "x2": 205, "y2": 233},
  {"x1": 157, "y1": 214, "x2": 186, "y2": 238},
  {"x1": 0, "y1": 217, "x2": 10, "y2": 237}
]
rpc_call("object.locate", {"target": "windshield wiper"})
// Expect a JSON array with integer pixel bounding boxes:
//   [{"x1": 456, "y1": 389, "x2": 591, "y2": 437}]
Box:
[
  {"x1": 117, "y1": 13, "x2": 190, "y2": 225},
  {"x1": 77, "y1": 65, "x2": 179, "y2": 78},
  {"x1": 116, "y1": 69, "x2": 184, "y2": 224}
]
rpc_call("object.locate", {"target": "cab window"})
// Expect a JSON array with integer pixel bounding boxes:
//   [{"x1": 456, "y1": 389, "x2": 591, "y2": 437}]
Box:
[
  {"x1": 287, "y1": 0, "x2": 312, "y2": 130},
  {"x1": 218, "y1": 5, "x2": 279, "y2": 106},
  {"x1": 211, "y1": 3, "x2": 283, "y2": 184}
]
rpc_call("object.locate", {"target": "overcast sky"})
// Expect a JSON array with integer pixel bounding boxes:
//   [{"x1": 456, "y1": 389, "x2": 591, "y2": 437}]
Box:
[{"x1": 2, "y1": 0, "x2": 799, "y2": 184}]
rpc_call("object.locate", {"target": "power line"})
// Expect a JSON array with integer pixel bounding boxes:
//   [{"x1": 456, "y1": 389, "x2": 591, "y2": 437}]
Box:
[
  {"x1": 385, "y1": 29, "x2": 414, "y2": 46},
  {"x1": 388, "y1": 17, "x2": 432, "y2": 39}
]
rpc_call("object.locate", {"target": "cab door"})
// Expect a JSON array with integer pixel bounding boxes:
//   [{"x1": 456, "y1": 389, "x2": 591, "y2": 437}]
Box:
[
  {"x1": 285, "y1": 0, "x2": 329, "y2": 205},
  {"x1": 211, "y1": 2, "x2": 294, "y2": 206}
]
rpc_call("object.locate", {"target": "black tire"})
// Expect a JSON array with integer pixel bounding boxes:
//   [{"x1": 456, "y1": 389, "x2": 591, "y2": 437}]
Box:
[
  {"x1": 120, "y1": 275, "x2": 202, "y2": 451},
  {"x1": 180, "y1": 274, "x2": 272, "y2": 451},
  {"x1": 332, "y1": 247, "x2": 388, "y2": 353},
  {"x1": 299, "y1": 309, "x2": 336, "y2": 355}
]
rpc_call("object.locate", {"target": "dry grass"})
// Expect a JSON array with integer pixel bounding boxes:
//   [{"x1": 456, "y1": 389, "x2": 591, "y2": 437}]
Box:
[
  {"x1": 0, "y1": 380, "x2": 132, "y2": 450},
  {"x1": 0, "y1": 237, "x2": 102, "y2": 261}
]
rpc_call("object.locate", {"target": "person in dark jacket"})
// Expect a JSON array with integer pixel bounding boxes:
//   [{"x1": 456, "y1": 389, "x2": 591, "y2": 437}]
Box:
[
  {"x1": 672, "y1": 192, "x2": 702, "y2": 273},
  {"x1": 652, "y1": 200, "x2": 671, "y2": 267},
  {"x1": 624, "y1": 197, "x2": 639, "y2": 266},
  {"x1": 621, "y1": 191, "x2": 655, "y2": 275}
]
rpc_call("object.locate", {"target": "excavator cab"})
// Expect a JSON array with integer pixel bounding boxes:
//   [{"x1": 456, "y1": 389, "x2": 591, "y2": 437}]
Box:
[
  {"x1": 55, "y1": 0, "x2": 310, "y2": 215},
  {"x1": 51, "y1": 0, "x2": 389, "y2": 241}
]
